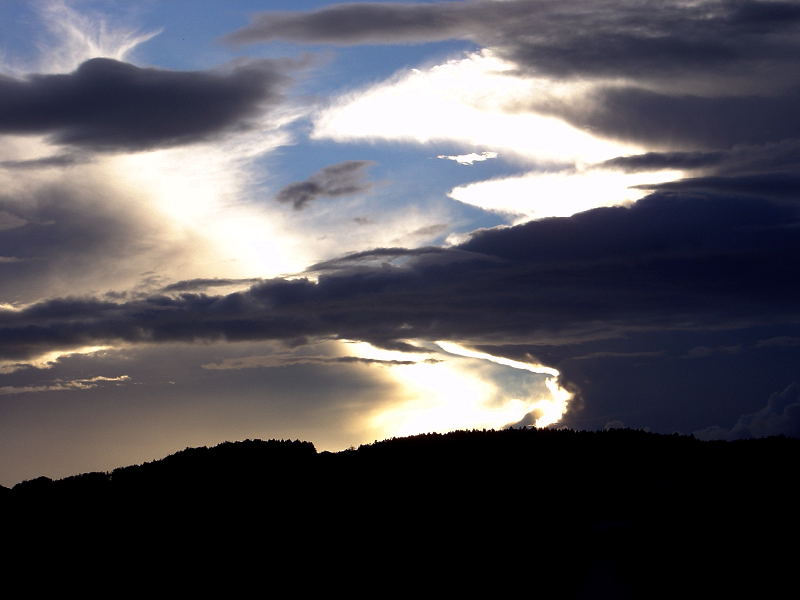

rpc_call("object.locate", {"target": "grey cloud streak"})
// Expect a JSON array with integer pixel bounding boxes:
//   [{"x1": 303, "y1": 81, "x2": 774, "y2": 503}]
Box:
[
  {"x1": 225, "y1": 2, "x2": 471, "y2": 46},
  {"x1": 0, "y1": 57, "x2": 292, "y2": 151},
  {"x1": 275, "y1": 161, "x2": 374, "y2": 209},
  {"x1": 226, "y1": 1, "x2": 800, "y2": 88}
]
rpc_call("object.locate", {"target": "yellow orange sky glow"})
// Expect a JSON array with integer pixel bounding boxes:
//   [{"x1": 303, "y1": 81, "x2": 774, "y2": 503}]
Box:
[{"x1": 345, "y1": 340, "x2": 573, "y2": 440}]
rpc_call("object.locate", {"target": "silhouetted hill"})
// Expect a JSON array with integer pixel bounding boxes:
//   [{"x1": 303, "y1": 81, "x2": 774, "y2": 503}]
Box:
[{"x1": 4, "y1": 428, "x2": 798, "y2": 597}]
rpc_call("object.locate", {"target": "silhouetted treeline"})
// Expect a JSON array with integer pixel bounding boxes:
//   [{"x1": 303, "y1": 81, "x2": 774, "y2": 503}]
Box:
[{"x1": 4, "y1": 428, "x2": 798, "y2": 597}]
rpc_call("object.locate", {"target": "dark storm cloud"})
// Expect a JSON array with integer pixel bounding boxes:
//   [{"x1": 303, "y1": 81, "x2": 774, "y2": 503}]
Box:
[
  {"x1": 224, "y1": 2, "x2": 470, "y2": 45},
  {"x1": 226, "y1": 1, "x2": 800, "y2": 87},
  {"x1": 3, "y1": 180, "x2": 800, "y2": 432},
  {"x1": 161, "y1": 278, "x2": 264, "y2": 293},
  {"x1": 695, "y1": 383, "x2": 800, "y2": 440},
  {"x1": 546, "y1": 86, "x2": 800, "y2": 151},
  {"x1": 637, "y1": 172, "x2": 800, "y2": 199},
  {"x1": 0, "y1": 153, "x2": 89, "y2": 169},
  {"x1": 2, "y1": 183, "x2": 799, "y2": 359},
  {"x1": 605, "y1": 140, "x2": 800, "y2": 179},
  {"x1": 307, "y1": 246, "x2": 450, "y2": 271},
  {"x1": 0, "y1": 57, "x2": 291, "y2": 151},
  {"x1": 275, "y1": 161, "x2": 373, "y2": 209},
  {"x1": 599, "y1": 151, "x2": 726, "y2": 173}
]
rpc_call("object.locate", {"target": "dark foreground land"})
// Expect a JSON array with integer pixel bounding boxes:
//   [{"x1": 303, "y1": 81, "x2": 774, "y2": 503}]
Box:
[{"x1": 3, "y1": 428, "x2": 798, "y2": 597}]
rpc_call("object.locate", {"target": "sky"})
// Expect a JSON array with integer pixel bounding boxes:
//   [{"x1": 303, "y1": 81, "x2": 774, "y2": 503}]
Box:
[{"x1": 1, "y1": 0, "x2": 799, "y2": 485}]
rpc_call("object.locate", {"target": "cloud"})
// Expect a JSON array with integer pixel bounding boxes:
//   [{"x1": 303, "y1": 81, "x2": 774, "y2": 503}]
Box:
[
  {"x1": 275, "y1": 160, "x2": 374, "y2": 210},
  {"x1": 22, "y1": 0, "x2": 160, "y2": 74},
  {"x1": 161, "y1": 278, "x2": 264, "y2": 293},
  {"x1": 242, "y1": 1, "x2": 800, "y2": 168},
  {"x1": 0, "y1": 374, "x2": 129, "y2": 396},
  {"x1": 224, "y1": 2, "x2": 470, "y2": 46},
  {"x1": 599, "y1": 152, "x2": 726, "y2": 173},
  {"x1": 406, "y1": 224, "x2": 448, "y2": 238},
  {"x1": 202, "y1": 354, "x2": 434, "y2": 370},
  {"x1": 0, "y1": 170, "x2": 220, "y2": 303},
  {"x1": 0, "y1": 153, "x2": 90, "y2": 169},
  {"x1": 448, "y1": 166, "x2": 682, "y2": 221},
  {"x1": 755, "y1": 337, "x2": 800, "y2": 349},
  {"x1": 695, "y1": 383, "x2": 800, "y2": 440},
  {"x1": 0, "y1": 57, "x2": 293, "y2": 151},
  {"x1": 0, "y1": 210, "x2": 27, "y2": 231},
  {"x1": 312, "y1": 51, "x2": 638, "y2": 165},
  {"x1": 2, "y1": 175, "x2": 800, "y2": 434},
  {"x1": 2, "y1": 184, "x2": 798, "y2": 359},
  {"x1": 546, "y1": 86, "x2": 800, "y2": 151},
  {"x1": 437, "y1": 151, "x2": 498, "y2": 165},
  {"x1": 227, "y1": 1, "x2": 800, "y2": 90},
  {"x1": 637, "y1": 172, "x2": 800, "y2": 199}
]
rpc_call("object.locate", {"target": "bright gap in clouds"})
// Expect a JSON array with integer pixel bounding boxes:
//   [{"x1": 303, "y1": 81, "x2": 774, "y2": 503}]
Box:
[
  {"x1": 449, "y1": 167, "x2": 685, "y2": 222},
  {"x1": 108, "y1": 126, "x2": 314, "y2": 280},
  {"x1": 345, "y1": 340, "x2": 572, "y2": 440},
  {"x1": 313, "y1": 50, "x2": 684, "y2": 222},
  {"x1": 313, "y1": 50, "x2": 638, "y2": 165}
]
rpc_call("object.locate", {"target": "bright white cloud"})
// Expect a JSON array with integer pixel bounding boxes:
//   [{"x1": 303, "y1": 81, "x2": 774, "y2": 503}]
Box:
[
  {"x1": 32, "y1": 0, "x2": 159, "y2": 73},
  {"x1": 437, "y1": 151, "x2": 499, "y2": 165},
  {"x1": 108, "y1": 121, "x2": 315, "y2": 280},
  {"x1": 343, "y1": 340, "x2": 571, "y2": 439},
  {"x1": 449, "y1": 167, "x2": 684, "y2": 221},
  {"x1": 312, "y1": 50, "x2": 685, "y2": 224},
  {"x1": 434, "y1": 341, "x2": 572, "y2": 428},
  {"x1": 313, "y1": 51, "x2": 640, "y2": 165}
]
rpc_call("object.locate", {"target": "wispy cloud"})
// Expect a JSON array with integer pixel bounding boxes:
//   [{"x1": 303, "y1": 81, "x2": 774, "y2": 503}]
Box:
[
  {"x1": 275, "y1": 161, "x2": 374, "y2": 210},
  {"x1": 0, "y1": 374, "x2": 129, "y2": 396}
]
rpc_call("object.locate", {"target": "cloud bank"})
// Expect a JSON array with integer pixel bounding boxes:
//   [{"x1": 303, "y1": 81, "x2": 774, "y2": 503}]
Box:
[
  {"x1": 0, "y1": 57, "x2": 292, "y2": 151},
  {"x1": 3, "y1": 173, "x2": 798, "y2": 432}
]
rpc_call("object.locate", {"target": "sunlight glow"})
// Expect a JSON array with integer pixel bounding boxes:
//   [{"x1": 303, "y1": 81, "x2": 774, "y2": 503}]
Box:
[
  {"x1": 314, "y1": 51, "x2": 641, "y2": 165},
  {"x1": 0, "y1": 345, "x2": 112, "y2": 374},
  {"x1": 345, "y1": 339, "x2": 572, "y2": 440},
  {"x1": 448, "y1": 168, "x2": 685, "y2": 222},
  {"x1": 434, "y1": 341, "x2": 572, "y2": 427},
  {"x1": 109, "y1": 129, "x2": 312, "y2": 279}
]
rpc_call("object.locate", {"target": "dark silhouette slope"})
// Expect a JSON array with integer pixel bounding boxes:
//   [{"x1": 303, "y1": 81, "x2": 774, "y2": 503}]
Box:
[{"x1": 4, "y1": 428, "x2": 798, "y2": 597}]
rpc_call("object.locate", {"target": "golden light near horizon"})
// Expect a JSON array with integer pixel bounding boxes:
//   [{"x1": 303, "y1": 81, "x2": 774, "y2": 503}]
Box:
[
  {"x1": 345, "y1": 340, "x2": 572, "y2": 440},
  {"x1": 0, "y1": 345, "x2": 113, "y2": 375},
  {"x1": 434, "y1": 341, "x2": 573, "y2": 428}
]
